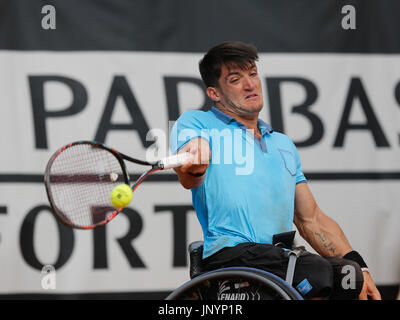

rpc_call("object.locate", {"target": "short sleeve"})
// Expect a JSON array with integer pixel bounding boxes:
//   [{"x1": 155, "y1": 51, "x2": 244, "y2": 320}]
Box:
[
  {"x1": 292, "y1": 145, "x2": 307, "y2": 184},
  {"x1": 170, "y1": 110, "x2": 210, "y2": 154}
]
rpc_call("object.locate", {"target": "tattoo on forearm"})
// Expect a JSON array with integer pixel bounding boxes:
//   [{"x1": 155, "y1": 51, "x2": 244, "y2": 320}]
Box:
[{"x1": 314, "y1": 232, "x2": 336, "y2": 255}]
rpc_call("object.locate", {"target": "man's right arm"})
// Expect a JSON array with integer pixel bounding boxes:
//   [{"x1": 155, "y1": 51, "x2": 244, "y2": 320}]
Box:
[{"x1": 174, "y1": 138, "x2": 211, "y2": 189}]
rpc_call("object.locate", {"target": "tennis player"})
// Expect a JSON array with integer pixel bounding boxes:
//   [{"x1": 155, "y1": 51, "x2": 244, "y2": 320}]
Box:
[{"x1": 170, "y1": 41, "x2": 381, "y2": 300}]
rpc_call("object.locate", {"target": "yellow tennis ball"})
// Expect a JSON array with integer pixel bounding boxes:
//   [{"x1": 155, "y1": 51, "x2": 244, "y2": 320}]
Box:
[{"x1": 110, "y1": 184, "x2": 132, "y2": 209}]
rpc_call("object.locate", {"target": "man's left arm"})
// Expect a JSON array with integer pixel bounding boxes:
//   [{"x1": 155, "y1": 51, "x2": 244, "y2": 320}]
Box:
[{"x1": 293, "y1": 182, "x2": 381, "y2": 300}]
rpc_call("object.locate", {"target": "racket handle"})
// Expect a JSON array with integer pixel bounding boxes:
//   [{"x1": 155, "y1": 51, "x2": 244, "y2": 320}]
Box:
[{"x1": 158, "y1": 152, "x2": 193, "y2": 169}]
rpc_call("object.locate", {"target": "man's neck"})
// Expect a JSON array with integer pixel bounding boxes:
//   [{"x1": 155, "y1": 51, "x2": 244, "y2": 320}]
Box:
[{"x1": 215, "y1": 105, "x2": 259, "y2": 132}]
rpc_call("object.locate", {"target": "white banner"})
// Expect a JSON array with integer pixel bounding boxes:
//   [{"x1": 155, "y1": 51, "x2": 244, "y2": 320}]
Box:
[{"x1": 0, "y1": 51, "x2": 399, "y2": 294}]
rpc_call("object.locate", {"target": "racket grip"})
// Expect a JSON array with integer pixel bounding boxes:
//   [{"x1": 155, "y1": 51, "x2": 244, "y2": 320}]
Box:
[{"x1": 158, "y1": 152, "x2": 193, "y2": 169}]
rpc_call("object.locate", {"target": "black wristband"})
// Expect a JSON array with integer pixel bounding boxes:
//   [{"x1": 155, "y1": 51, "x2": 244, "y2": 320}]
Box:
[
  {"x1": 187, "y1": 171, "x2": 206, "y2": 177},
  {"x1": 343, "y1": 250, "x2": 368, "y2": 269}
]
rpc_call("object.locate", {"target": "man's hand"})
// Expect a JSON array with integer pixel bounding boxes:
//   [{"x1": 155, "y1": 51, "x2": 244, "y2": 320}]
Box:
[
  {"x1": 174, "y1": 138, "x2": 211, "y2": 189},
  {"x1": 359, "y1": 271, "x2": 381, "y2": 300},
  {"x1": 179, "y1": 138, "x2": 210, "y2": 175}
]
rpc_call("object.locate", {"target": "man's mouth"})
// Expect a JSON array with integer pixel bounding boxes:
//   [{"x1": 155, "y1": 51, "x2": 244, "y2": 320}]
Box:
[{"x1": 245, "y1": 93, "x2": 258, "y2": 100}]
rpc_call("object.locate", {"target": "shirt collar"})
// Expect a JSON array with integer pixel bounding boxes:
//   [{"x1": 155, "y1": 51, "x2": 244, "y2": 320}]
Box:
[{"x1": 211, "y1": 106, "x2": 274, "y2": 135}]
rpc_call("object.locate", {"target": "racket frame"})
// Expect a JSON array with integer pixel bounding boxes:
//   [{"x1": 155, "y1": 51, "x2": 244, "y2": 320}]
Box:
[{"x1": 44, "y1": 140, "x2": 159, "y2": 230}]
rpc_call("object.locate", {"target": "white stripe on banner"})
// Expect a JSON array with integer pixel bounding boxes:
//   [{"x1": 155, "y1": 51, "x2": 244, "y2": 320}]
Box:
[{"x1": 0, "y1": 51, "x2": 399, "y2": 293}]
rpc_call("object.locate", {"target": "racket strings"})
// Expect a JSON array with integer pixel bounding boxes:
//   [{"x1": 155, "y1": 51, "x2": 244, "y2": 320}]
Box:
[{"x1": 48, "y1": 144, "x2": 125, "y2": 228}]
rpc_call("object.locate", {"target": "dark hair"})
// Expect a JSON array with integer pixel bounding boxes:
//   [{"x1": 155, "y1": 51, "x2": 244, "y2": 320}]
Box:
[{"x1": 199, "y1": 41, "x2": 259, "y2": 88}]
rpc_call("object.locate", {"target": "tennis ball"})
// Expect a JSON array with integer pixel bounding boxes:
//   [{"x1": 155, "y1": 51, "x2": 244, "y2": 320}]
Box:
[{"x1": 110, "y1": 184, "x2": 132, "y2": 209}]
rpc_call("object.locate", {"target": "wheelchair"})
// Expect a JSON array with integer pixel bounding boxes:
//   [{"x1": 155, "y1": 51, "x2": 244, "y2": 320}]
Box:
[{"x1": 166, "y1": 232, "x2": 305, "y2": 300}]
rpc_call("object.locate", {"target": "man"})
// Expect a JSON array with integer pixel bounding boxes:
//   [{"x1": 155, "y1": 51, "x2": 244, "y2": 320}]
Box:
[{"x1": 170, "y1": 41, "x2": 381, "y2": 300}]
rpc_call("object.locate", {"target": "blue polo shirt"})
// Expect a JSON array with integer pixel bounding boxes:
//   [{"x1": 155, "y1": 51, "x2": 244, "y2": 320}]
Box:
[{"x1": 170, "y1": 107, "x2": 307, "y2": 258}]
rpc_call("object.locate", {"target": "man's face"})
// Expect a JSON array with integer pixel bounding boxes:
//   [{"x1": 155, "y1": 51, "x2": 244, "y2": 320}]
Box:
[{"x1": 214, "y1": 62, "x2": 263, "y2": 117}]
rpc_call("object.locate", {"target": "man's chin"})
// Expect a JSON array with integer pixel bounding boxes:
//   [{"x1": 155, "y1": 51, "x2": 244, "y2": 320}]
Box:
[
  {"x1": 244, "y1": 102, "x2": 263, "y2": 114},
  {"x1": 222, "y1": 98, "x2": 263, "y2": 116}
]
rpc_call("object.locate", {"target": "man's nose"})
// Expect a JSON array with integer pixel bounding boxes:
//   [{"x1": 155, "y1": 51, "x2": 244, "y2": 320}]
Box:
[{"x1": 243, "y1": 76, "x2": 256, "y2": 90}]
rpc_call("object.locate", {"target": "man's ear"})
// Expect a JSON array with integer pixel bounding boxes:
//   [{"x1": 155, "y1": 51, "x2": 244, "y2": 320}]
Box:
[{"x1": 206, "y1": 87, "x2": 220, "y2": 102}]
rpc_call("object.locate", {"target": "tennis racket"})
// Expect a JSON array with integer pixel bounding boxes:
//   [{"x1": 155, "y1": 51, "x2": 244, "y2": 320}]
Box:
[{"x1": 44, "y1": 140, "x2": 192, "y2": 229}]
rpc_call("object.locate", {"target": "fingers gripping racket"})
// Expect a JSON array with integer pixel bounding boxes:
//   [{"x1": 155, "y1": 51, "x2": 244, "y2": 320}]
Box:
[{"x1": 44, "y1": 141, "x2": 191, "y2": 229}]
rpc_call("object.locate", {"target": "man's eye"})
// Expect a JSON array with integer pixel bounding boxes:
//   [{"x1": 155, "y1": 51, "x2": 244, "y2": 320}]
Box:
[
  {"x1": 230, "y1": 78, "x2": 239, "y2": 83},
  {"x1": 250, "y1": 72, "x2": 257, "y2": 77}
]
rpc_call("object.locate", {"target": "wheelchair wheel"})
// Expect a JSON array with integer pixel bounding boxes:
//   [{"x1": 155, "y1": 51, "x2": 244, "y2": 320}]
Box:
[{"x1": 166, "y1": 267, "x2": 303, "y2": 300}]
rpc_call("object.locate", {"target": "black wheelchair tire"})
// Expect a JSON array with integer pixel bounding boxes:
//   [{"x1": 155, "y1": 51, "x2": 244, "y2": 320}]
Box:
[{"x1": 165, "y1": 267, "x2": 303, "y2": 300}]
